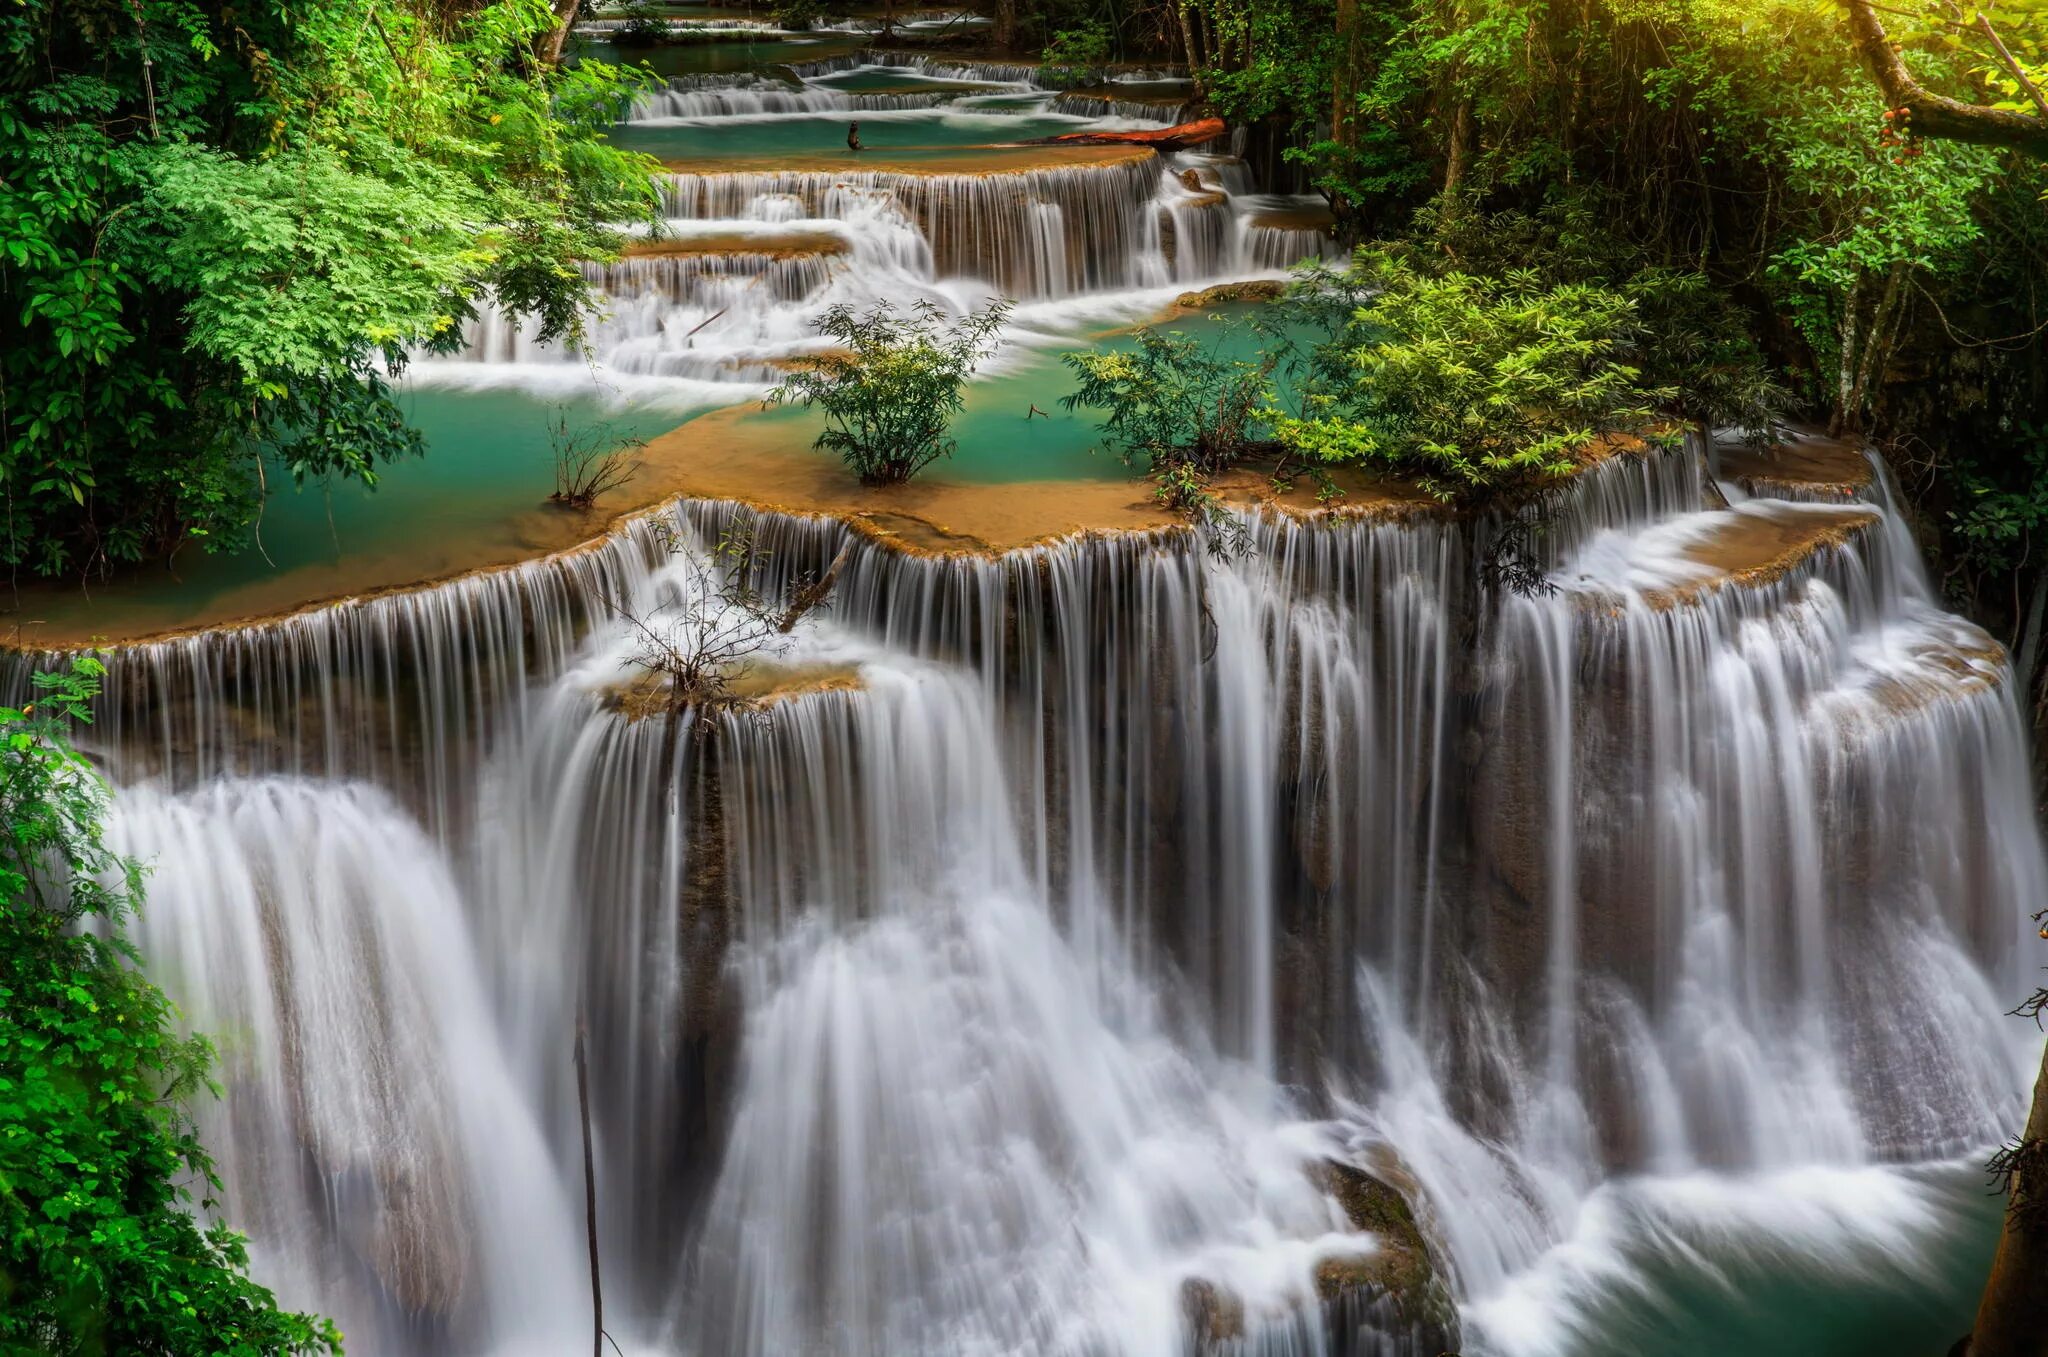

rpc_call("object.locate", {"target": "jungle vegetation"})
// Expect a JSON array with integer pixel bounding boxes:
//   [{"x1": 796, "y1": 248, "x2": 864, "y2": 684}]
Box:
[{"x1": 3, "y1": 0, "x2": 657, "y2": 581}]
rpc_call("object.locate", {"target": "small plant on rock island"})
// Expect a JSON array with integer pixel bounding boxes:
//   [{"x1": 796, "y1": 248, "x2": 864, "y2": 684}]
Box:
[
  {"x1": 1062, "y1": 326, "x2": 1276, "y2": 480},
  {"x1": 769, "y1": 299, "x2": 1012, "y2": 485},
  {"x1": 1061, "y1": 325, "x2": 1274, "y2": 550},
  {"x1": 547, "y1": 406, "x2": 648, "y2": 509}
]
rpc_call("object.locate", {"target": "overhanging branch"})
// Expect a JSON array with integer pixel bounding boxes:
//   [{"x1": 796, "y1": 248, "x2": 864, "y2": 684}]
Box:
[{"x1": 1846, "y1": 0, "x2": 2048, "y2": 158}]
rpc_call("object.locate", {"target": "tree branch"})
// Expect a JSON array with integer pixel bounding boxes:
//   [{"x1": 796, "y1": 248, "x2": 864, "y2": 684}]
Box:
[
  {"x1": 1976, "y1": 12, "x2": 2048, "y2": 123},
  {"x1": 1845, "y1": 0, "x2": 2048, "y2": 157}
]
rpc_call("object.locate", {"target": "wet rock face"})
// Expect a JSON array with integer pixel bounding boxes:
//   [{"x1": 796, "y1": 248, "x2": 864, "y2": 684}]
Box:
[
  {"x1": 1180, "y1": 1161, "x2": 1460, "y2": 1357},
  {"x1": 1312, "y1": 1160, "x2": 1461, "y2": 1354}
]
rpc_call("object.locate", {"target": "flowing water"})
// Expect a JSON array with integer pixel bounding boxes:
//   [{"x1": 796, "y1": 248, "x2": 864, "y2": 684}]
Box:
[{"x1": 14, "y1": 21, "x2": 2044, "y2": 1357}]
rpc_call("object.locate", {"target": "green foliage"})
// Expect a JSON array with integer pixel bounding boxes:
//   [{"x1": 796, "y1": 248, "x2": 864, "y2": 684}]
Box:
[
  {"x1": 1269, "y1": 248, "x2": 1668, "y2": 505},
  {"x1": 1060, "y1": 327, "x2": 1276, "y2": 485},
  {"x1": 770, "y1": 0, "x2": 825, "y2": 32},
  {"x1": 1623, "y1": 268, "x2": 1786, "y2": 443},
  {"x1": 1944, "y1": 427, "x2": 2048, "y2": 577},
  {"x1": 769, "y1": 299, "x2": 1012, "y2": 484},
  {"x1": 0, "y1": 660, "x2": 341, "y2": 1354},
  {"x1": 1041, "y1": 22, "x2": 1114, "y2": 81},
  {"x1": 2, "y1": 0, "x2": 660, "y2": 580},
  {"x1": 615, "y1": 0, "x2": 676, "y2": 42}
]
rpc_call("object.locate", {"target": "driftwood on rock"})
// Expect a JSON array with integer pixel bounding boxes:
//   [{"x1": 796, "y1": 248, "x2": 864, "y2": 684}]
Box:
[{"x1": 1027, "y1": 117, "x2": 1227, "y2": 153}]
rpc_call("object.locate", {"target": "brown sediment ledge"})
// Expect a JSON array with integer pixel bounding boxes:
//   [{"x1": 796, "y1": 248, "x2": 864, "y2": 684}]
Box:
[
  {"x1": 622, "y1": 231, "x2": 849, "y2": 259},
  {"x1": 626, "y1": 403, "x2": 1178, "y2": 554},
  {"x1": 1719, "y1": 431, "x2": 1873, "y2": 495},
  {"x1": 657, "y1": 143, "x2": 1154, "y2": 176},
  {"x1": 1642, "y1": 504, "x2": 1880, "y2": 609},
  {"x1": 1247, "y1": 203, "x2": 1336, "y2": 233},
  {"x1": 1163, "y1": 279, "x2": 1287, "y2": 314},
  {"x1": 1865, "y1": 627, "x2": 2006, "y2": 718},
  {"x1": 0, "y1": 405, "x2": 766, "y2": 649},
  {"x1": 0, "y1": 404, "x2": 1436, "y2": 648},
  {"x1": 637, "y1": 404, "x2": 1442, "y2": 554},
  {"x1": 606, "y1": 658, "x2": 864, "y2": 722}
]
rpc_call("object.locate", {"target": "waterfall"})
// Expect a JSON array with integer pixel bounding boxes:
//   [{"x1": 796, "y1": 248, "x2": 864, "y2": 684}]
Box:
[
  {"x1": 107, "y1": 779, "x2": 586, "y2": 1355},
  {"x1": 19, "y1": 436, "x2": 2042, "y2": 1355},
  {"x1": 430, "y1": 58, "x2": 1322, "y2": 391},
  {"x1": 631, "y1": 76, "x2": 964, "y2": 119},
  {"x1": 654, "y1": 158, "x2": 1167, "y2": 298},
  {"x1": 1050, "y1": 91, "x2": 1190, "y2": 123}
]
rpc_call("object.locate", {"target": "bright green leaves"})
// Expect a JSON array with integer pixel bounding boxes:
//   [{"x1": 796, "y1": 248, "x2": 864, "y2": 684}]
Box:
[
  {"x1": 1, "y1": 0, "x2": 662, "y2": 578},
  {"x1": 1062, "y1": 327, "x2": 1277, "y2": 486},
  {"x1": 0, "y1": 661, "x2": 341, "y2": 1354},
  {"x1": 1269, "y1": 251, "x2": 1666, "y2": 503},
  {"x1": 128, "y1": 141, "x2": 484, "y2": 382}
]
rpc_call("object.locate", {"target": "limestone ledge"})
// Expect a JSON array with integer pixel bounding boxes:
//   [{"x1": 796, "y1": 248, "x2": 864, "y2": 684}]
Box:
[
  {"x1": 1635, "y1": 503, "x2": 1882, "y2": 611},
  {"x1": 0, "y1": 413, "x2": 1655, "y2": 650},
  {"x1": 655, "y1": 142, "x2": 1155, "y2": 178}
]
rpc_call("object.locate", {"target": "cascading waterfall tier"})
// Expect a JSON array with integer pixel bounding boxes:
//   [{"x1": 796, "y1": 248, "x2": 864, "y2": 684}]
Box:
[
  {"x1": 654, "y1": 154, "x2": 1168, "y2": 298},
  {"x1": 14, "y1": 437, "x2": 2042, "y2": 1357},
  {"x1": 438, "y1": 58, "x2": 1331, "y2": 382}
]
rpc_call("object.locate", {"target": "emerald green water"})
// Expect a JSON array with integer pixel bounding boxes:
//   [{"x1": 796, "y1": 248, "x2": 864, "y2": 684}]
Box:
[
  {"x1": 1478, "y1": 1163, "x2": 2002, "y2": 1357},
  {"x1": 0, "y1": 387, "x2": 711, "y2": 639}
]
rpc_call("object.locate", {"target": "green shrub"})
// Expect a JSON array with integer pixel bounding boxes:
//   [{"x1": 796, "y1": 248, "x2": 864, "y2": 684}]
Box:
[
  {"x1": 1041, "y1": 23, "x2": 1113, "y2": 85},
  {"x1": 1061, "y1": 328, "x2": 1276, "y2": 491},
  {"x1": 769, "y1": 299, "x2": 1011, "y2": 485},
  {"x1": 0, "y1": 660, "x2": 340, "y2": 1355},
  {"x1": 770, "y1": 0, "x2": 822, "y2": 32},
  {"x1": 1269, "y1": 247, "x2": 1669, "y2": 506}
]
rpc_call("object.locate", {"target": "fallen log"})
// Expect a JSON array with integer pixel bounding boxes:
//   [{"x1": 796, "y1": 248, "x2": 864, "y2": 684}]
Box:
[{"x1": 1026, "y1": 117, "x2": 1226, "y2": 153}]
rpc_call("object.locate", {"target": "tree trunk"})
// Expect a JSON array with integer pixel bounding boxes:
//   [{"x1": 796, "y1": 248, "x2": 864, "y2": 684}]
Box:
[
  {"x1": 1174, "y1": 0, "x2": 1202, "y2": 85},
  {"x1": 1964, "y1": 1043, "x2": 2048, "y2": 1357},
  {"x1": 1331, "y1": 0, "x2": 1362, "y2": 150},
  {"x1": 992, "y1": 0, "x2": 1016, "y2": 52},
  {"x1": 539, "y1": 0, "x2": 580, "y2": 67},
  {"x1": 1830, "y1": 270, "x2": 1870, "y2": 437},
  {"x1": 1846, "y1": 259, "x2": 1908, "y2": 429},
  {"x1": 1442, "y1": 98, "x2": 1474, "y2": 206},
  {"x1": 2012, "y1": 569, "x2": 2048, "y2": 754}
]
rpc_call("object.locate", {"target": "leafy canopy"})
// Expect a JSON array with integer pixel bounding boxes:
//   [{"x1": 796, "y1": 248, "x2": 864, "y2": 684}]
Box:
[{"x1": 2, "y1": 0, "x2": 660, "y2": 579}]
